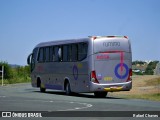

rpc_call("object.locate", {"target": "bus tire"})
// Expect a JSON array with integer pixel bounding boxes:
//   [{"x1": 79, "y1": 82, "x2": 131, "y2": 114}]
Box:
[
  {"x1": 40, "y1": 87, "x2": 46, "y2": 93},
  {"x1": 94, "y1": 92, "x2": 108, "y2": 98},
  {"x1": 65, "y1": 82, "x2": 72, "y2": 95},
  {"x1": 40, "y1": 82, "x2": 46, "y2": 93},
  {"x1": 40, "y1": 86, "x2": 46, "y2": 93}
]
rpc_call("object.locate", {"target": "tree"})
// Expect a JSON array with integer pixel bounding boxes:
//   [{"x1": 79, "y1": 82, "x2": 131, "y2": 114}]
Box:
[
  {"x1": 24, "y1": 65, "x2": 30, "y2": 76},
  {"x1": 145, "y1": 61, "x2": 159, "y2": 75},
  {"x1": 132, "y1": 61, "x2": 146, "y2": 65}
]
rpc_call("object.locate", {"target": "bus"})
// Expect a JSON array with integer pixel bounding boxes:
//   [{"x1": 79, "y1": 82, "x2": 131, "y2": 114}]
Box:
[{"x1": 27, "y1": 36, "x2": 132, "y2": 97}]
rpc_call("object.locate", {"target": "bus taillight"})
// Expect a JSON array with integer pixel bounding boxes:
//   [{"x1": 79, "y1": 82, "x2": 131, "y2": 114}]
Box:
[
  {"x1": 91, "y1": 71, "x2": 99, "y2": 83},
  {"x1": 126, "y1": 69, "x2": 132, "y2": 82},
  {"x1": 124, "y1": 36, "x2": 128, "y2": 39}
]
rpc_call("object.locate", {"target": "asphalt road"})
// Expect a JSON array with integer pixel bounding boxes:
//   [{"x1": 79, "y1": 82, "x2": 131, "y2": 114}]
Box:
[{"x1": 0, "y1": 83, "x2": 160, "y2": 120}]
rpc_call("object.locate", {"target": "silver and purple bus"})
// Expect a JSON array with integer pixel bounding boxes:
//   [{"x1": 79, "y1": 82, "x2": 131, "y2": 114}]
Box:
[{"x1": 27, "y1": 36, "x2": 132, "y2": 97}]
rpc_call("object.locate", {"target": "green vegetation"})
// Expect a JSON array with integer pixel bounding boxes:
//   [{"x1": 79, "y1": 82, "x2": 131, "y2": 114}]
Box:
[
  {"x1": 132, "y1": 61, "x2": 146, "y2": 65},
  {"x1": 132, "y1": 60, "x2": 159, "y2": 75},
  {"x1": 0, "y1": 61, "x2": 31, "y2": 84},
  {"x1": 145, "y1": 61, "x2": 159, "y2": 75},
  {"x1": 132, "y1": 71, "x2": 143, "y2": 75}
]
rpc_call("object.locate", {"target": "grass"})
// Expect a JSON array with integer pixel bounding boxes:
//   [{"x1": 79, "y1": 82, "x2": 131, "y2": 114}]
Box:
[
  {"x1": 110, "y1": 75, "x2": 160, "y2": 102},
  {"x1": 145, "y1": 77, "x2": 160, "y2": 86},
  {"x1": 118, "y1": 93, "x2": 160, "y2": 101}
]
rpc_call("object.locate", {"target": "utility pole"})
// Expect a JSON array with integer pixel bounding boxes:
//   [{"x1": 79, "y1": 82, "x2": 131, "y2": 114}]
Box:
[{"x1": 0, "y1": 66, "x2": 4, "y2": 86}]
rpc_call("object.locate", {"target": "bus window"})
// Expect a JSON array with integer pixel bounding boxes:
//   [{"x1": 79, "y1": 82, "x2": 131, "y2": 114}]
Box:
[
  {"x1": 49, "y1": 46, "x2": 53, "y2": 62},
  {"x1": 30, "y1": 47, "x2": 38, "y2": 71},
  {"x1": 68, "y1": 45, "x2": 72, "y2": 61},
  {"x1": 45, "y1": 47, "x2": 50, "y2": 62},
  {"x1": 33, "y1": 47, "x2": 38, "y2": 62},
  {"x1": 71, "y1": 44, "x2": 78, "y2": 61},
  {"x1": 38, "y1": 48, "x2": 44, "y2": 62},
  {"x1": 54, "y1": 46, "x2": 60, "y2": 62},
  {"x1": 62, "y1": 45, "x2": 68, "y2": 62},
  {"x1": 58, "y1": 47, "x2": 62, "y2": 61},
  {"x1": 78, "y1": 42, "x2": 88, "y2": 61}
]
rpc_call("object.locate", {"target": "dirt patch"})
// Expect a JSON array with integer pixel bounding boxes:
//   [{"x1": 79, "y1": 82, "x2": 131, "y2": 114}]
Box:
[{"x1": 109, "y1": 75, "x2": 160, "y2": 100}]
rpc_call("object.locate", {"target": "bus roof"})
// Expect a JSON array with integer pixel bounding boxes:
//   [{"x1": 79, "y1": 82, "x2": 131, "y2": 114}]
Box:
[
  {"x1": 35, "y1": 35, "x2": 129, "y2": 48},
  {"x1": 35, "y1": 38, "x2": 89, "y2": 48},
  {"x1": 89, "y1": 36, "x2": 128, "y2": 40}
]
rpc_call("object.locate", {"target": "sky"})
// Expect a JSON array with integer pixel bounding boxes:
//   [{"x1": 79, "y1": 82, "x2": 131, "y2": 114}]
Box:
[{"x1": 0, "y1": 0, "x2": 160, "y2": 65}]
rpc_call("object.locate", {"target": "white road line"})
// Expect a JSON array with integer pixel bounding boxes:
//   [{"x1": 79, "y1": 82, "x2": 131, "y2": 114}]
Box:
[
  {"x1": 0, "y1": 96, "x2": 6, "y2": 98},
  {"x1": 57, "y1": 101, "x2": 93, "y2": 111},
  {"x1": 0, "y1": 98, "x2": 93, "y2": 111}
]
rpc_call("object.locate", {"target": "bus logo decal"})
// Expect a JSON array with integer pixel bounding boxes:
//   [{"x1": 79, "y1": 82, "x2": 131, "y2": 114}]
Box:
[
  {"x1": 96, "y1": 54, "x2": 110, "y2": 60},
  {"x1": 114, "y1": 63, "x2": 129, "y2": 79},
  {"x1": 103, "y1": 42, "x2": 120, "y2": 47},
  {"x1": 73, "y1": 65, "x2": 78, "y2": 80}
]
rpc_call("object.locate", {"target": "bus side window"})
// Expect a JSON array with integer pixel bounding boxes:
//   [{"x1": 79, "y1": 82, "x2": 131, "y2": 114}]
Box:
[
  {"x1": 33, "y1": 47, "x2": 38, "y2": 62},
  {"x1": 30, "y1": 47, "x2": 38, "y2": 71},
  {"x1": 78, "y1": 42, "x2": 88, "y2": 61},
  {"x1": 71, "y1": 44, "x2": 78, "y2": 61},
  {"x1": 45, "y1": 47, "x2": 50, "y2": 62},
  {"x1": 38, "y1": 48, "x2": 44, "y2": 62},
  {"x1": 54, "y1": 46, "x2": 60, "y2": 62},
  {"x1": 62, "y1": 45, "x2": 68, "y2": 62},
  {"x1": 58, "y1": 46, "x2": 62, "y2": 61},
  {"x1": 68, "y1": 45, "x2": 72, "y2": 61},
  {"x1": 49, "y1": 46, "x2": 53, "y2": 62}
]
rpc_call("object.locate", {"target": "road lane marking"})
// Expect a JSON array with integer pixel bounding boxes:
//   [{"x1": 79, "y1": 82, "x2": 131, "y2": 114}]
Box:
[
  {"x1": 57, "y1": 101, "x2": 93, "y2": 111},
  {"x1": 0, "y1": 98, "x2": 93, "y2": 111},
  {"x1": 0, "y1": 96, "x2": 6, "y2": 98}
]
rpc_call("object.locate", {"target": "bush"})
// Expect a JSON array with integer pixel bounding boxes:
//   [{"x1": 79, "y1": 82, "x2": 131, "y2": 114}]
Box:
[
  {"x1": 132, "y1": 71, "x2": 143, "y2": 75},
  {"x1": 0, "y1": 61, "x2": 31, "y2": 84},
  {"x1": 145, "y1": 61, "x2": 159, "y2": 75},
  {"x1": 0, "y1": 61, "x2": 13, "y2": 79}
]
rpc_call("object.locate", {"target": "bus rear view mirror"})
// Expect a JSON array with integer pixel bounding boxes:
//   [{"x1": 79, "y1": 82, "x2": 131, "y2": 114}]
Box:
[{"x1": 27, "y1": 53, "x2": 32, "y2": 65}]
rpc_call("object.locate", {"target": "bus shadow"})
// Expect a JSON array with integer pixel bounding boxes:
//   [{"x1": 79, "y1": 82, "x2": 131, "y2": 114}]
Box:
[{"x1": 34, "y1": 90, "x2": 123, "y2": 99}]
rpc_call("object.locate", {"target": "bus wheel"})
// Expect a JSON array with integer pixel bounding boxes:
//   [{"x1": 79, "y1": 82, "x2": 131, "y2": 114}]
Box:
[
  {"x1": 65, "y1": 82, "x2": 72, "y2": 95},
  {"x1": 94, "y1": 92, "x2": 108, "y2": 98},
  {"x1": 40, "y1": 84, "x2": 46, "y2": 93}
]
